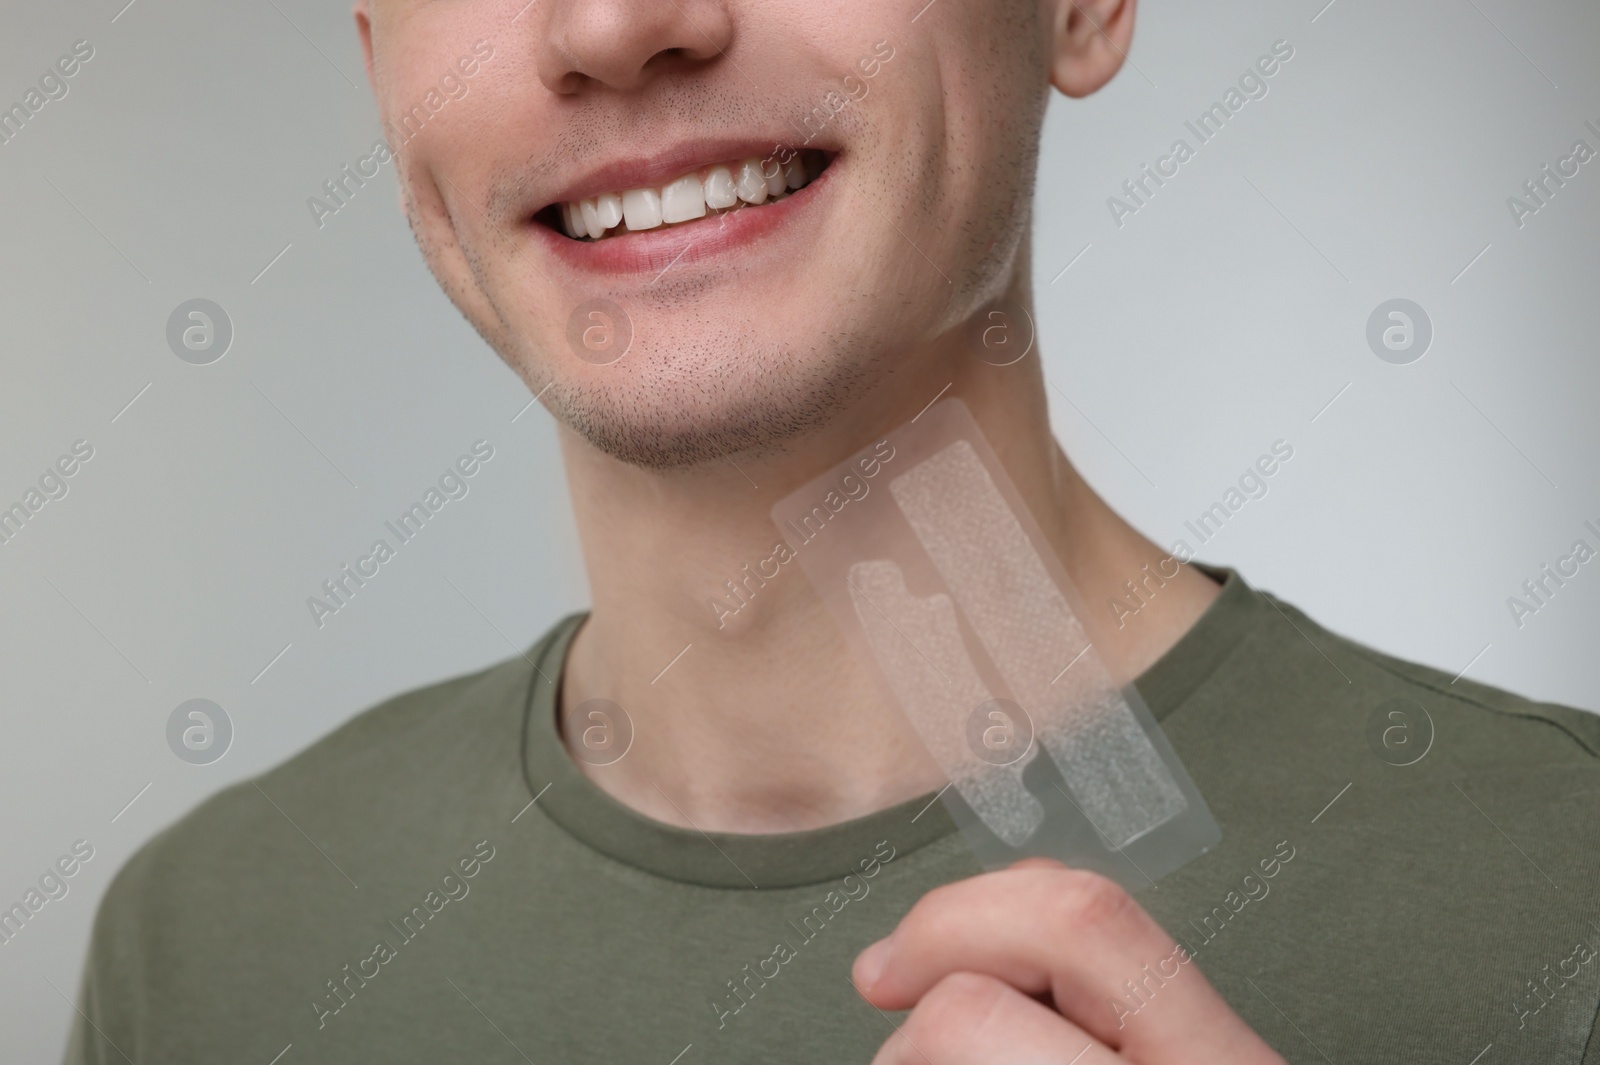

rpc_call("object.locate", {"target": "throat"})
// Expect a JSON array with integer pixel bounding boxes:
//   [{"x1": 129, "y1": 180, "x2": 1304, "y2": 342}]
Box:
[{"x1": 556, "y1": 608, "x2": 947, "y2": 834}]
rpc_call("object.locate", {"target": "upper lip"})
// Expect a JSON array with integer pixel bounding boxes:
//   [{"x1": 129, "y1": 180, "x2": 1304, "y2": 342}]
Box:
[{"x1": 530, "y1": 134, "x2": 838, "y2": 217}]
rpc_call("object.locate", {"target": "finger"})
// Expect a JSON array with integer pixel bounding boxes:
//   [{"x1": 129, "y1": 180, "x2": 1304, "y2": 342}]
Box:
[
  {"x1": 853, "y1": 865, "x2": 1277, "y2": 1063},
  {"x1": 1005, "y1": 856, "x2": 1068, "y2": 873},
  {"x1": 869, "y1": 970, "x2": 1124, "y2": 1065}
]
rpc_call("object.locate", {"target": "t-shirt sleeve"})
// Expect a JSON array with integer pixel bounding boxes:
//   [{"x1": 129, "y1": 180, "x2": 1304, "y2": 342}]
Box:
[
  {"x1": 1582, "y1": 1004, "x2": 1600, "y2": 1065},
  {"x1": 60, "y1": 843, "x2": 155, "y2": 1065},
  {"x1": 60, "y1": 969, "x2": 106, "y2": 1065}
]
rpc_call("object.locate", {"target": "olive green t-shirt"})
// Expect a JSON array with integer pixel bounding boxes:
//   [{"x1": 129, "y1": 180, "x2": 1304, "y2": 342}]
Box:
[{"x1": 64, "y1": 566, "x2": 1600, "y2": 1064}]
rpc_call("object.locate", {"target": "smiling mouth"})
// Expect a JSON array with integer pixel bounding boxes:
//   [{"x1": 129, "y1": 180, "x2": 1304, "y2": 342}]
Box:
[{"x1": 537, "y1": 149, "x2": 833, "y2": 242}]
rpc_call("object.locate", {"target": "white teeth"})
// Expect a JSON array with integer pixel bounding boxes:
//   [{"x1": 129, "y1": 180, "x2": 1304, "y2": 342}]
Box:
[
  {"x1": 595, "y1": 192, "x2": 623, "y2": 231},
  {"x1": 661, "y1": 173, "x2": 707, "y2": 224},
  {"x1": 580, "y1": 199, "x2": 603, "y2": 239},
  {"x1": 704, "y1": 165, "x2": 738, "y2": 210},
  {"x1": 735, "y1": 160, "x2": 768, "y2": 205},
  {"x1": 763, "y1": 160, "x2": 786, "y2": 197},
  {"x1": 563, "y1": 153, "x2": 824, "y2": 239},
  {"x1": 622, "y1": 187, "x2": 662, "y2": 231}
]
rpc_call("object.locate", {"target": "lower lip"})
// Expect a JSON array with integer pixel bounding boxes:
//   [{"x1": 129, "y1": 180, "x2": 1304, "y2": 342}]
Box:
[{"x1": 529, "y1": 161, "x2": 835, "y2": 277}]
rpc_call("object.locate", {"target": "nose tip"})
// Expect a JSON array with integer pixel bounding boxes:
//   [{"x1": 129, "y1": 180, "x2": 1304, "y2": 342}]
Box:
[{"x1": 536, "y1": 0, "x2": 734, "y2": 95}]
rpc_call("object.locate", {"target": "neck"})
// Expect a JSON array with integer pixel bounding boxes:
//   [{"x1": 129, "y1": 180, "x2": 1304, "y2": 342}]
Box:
[{"x1": 555, "y1": 301, "x2": 1220, "y2": 834}]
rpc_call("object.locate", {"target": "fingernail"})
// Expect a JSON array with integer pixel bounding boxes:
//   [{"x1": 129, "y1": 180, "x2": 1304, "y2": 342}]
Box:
[{"x1": 854, "y1": 936, "x2": 892, "y2": 990}]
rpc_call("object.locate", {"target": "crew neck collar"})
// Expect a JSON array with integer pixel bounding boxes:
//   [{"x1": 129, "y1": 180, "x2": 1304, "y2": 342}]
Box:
[{"x1": 518, "y1": 563, "x2": 1265, "y2": 888}]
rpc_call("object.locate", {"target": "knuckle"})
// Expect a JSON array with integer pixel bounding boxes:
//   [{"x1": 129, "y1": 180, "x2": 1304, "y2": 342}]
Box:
[
  {"x1": 906, "y1": 971, "x2": 1008, "y2": 1043},
  {"x1": 899, "y1": 879, "x2": 967, "y2": 938},
  {"x1": 1049, "y1": 868, "x2": 1133, "y2": 932}
]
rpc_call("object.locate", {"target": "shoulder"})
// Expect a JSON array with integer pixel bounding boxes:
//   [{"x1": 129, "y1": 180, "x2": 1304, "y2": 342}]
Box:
[
  {"x1": 66, "y1": 629, "x2": 571, "y2": 1061},
  {"x1": 1218, "y1": 584, "x2": 1600, "y2": 1062},
  {"x1": 83, "y1": 630, "x2": 563, "y2": 977},
  {"x1": 146, "y1": 644, "x2": 535, "y2": 868},
  {"x1": 1256, "y1": 585, "x2": 1600, "y2": 765}
]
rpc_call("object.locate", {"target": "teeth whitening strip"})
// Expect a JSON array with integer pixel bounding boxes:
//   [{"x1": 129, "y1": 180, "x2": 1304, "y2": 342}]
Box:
[
  {"x1": 773, "y1": 398, "x2": 1218, "y2": 883},
  {"x1": 888, "y1": 438, "x2": 1188, "y2": 849},
  {"x1": 847, "y1": 558, "x2": 1045, "y2": 846}
]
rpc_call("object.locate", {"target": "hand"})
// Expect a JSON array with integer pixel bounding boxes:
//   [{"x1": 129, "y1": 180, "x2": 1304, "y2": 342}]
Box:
[{"x1": 851, "y1": 858, "x2": 1286, "y2": 1064}]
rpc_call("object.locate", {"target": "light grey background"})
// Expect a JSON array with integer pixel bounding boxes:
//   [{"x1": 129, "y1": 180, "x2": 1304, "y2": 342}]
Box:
[{"x1": 1, "y1": 0, "x2": 1595, "y2": 1058}]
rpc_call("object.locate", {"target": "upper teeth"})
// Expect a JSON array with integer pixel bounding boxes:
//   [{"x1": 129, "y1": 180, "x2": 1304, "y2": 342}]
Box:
[{"x1": 559, "y1": 154, "x2": 818, "y2": 240}]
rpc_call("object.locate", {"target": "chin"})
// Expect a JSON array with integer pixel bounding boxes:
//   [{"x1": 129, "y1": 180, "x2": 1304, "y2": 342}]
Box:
[{"x1": 540, "y1": 333, "x2": 883, "y2": 471}]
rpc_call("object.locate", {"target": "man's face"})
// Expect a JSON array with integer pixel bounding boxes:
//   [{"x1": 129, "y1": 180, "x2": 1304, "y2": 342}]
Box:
[{"x1": 360, "y1": 0, "x2": 1053, "y2": 468}]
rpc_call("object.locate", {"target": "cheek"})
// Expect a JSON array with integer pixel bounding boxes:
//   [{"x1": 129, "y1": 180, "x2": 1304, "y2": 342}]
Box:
[
  {"x1": 911, "y1": 3, "x2": 1050, "y2": 287},
  {"x1": 383, "y1": 60, "x2": 540, "y2": 353}
]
